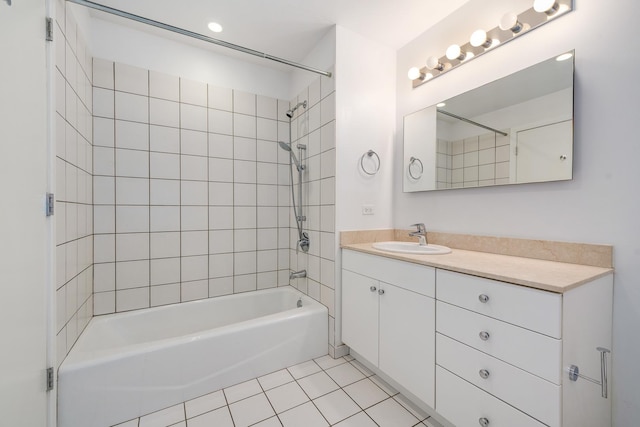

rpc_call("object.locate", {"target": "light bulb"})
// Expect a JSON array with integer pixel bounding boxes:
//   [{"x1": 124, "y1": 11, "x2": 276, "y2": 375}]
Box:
[
  {"x1": 408, "y1": 67, "x2": 422, "y2": 80},
  {"x1": 470, "y1": 29, "x2": 492, "y2": 48},
  {"x1": 207, "y1": 22, "x2": 223, "y2": 33},
  {"x1": 534, "y1": 0, "x2": 559, "y2": 14},
  {"x1": 426, "y1": 56, "x2": 443, "y2": 71},
  {"x1": 499, "y1": 12, "x2": 523, "y2": 33},
  {"x1": 446, "y1": 44, "x2": 465, "y2": 61}
]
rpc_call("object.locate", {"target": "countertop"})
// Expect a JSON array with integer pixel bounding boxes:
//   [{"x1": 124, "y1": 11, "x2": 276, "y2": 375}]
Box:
[{"x1": 342, "y1": 243, "x2": 613, "y2": 293}]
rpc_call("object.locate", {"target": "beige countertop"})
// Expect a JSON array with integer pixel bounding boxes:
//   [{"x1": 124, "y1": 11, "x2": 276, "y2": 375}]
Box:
[{"x1": 342, "y1": 243, "x2": 613, "y2": 293}]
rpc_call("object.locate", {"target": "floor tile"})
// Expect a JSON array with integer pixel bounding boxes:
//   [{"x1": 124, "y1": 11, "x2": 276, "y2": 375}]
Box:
[
  {"x1": 394, "y1": 394, "x2": 429, "y2": 421},
  {"x1": 297, "y1": 371, "x2": 340, "y2": 399},
  {"x1": 313, "y1": 389, "x2": 360, "y2": 425},
  {"x1": 350, "y1": 359, "x2": 374, "y2": 377},
  {"x1": 369, "y1": 375, "x2": 398, "y2": 396},
  {"x1": 187, "y1": 406, "x2": 233, "y2": 427},
  {"x1": 278, "y1": 401, "x2": 328, "y2": 427},
  {"x1": 366, "y1": 398, "x2": 420, "y2": 427},
  {"x1": 228, "y1": 393, "x2": 275, "y2": 427},
  {"x1": 139, "y1": 403, "x2": 185, "y2": 427},
  {"x1": 258, "y1": 369, "x2": 295, "y2": 391},
  {"x1": 325, "y1": 362, "x2": 366, "y2": 387},
  {"x1": 265, "y1": 381, "x2": 310, "y2": 413},
  {"x1": 314, "y1": 355, "x2": 348, "y2": 370},
  {"x1": 333, "y1": 412, "x2": 378, "y2": 427},
  {"x1": 185, "y1": 390, "x2": 226, "y2": 419},
  {"x1": 287, "y1": 359, "x2": 322, "y2": 379},
  {"x1": 252, "y1": 416, "x2": 283, "y2": 426},
  {"x1": 343, "y1": 378, "x2": 388, "y2": 409},
  {"x1": 224, "y1": 378, "x2": 263, "y2": 403}
]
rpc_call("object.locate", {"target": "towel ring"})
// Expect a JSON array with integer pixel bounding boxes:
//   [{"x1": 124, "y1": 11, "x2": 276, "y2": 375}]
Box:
[
  {"x1": 360, "y1": 150, "x2": 380, "y2": 176},
  {"x1": 408, "y1": 156, "x2": 424, "y2": 179}
]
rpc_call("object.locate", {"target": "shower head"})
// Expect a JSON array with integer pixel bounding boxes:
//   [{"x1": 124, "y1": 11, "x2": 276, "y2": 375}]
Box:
[
  {"x1": 286, "y1": 100, "x2": 307, "y2": 118},
  {"x1": 278, "y1": 141, "x2": 302, "y2": 171}
]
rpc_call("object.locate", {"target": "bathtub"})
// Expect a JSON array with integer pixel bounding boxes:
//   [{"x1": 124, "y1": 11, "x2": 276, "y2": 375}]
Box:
[{"x1": 58, "y1": 286, "x2": 328, "y2": 427}]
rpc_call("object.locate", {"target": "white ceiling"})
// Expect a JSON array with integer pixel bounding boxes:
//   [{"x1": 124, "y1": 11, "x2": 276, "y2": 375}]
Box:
[{"x1": 85, "y1": 0, "x2": 472, "y2": 72}]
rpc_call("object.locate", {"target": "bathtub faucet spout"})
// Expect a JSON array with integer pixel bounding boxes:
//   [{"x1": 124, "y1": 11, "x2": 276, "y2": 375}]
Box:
[{"x1": 289, "y1": 270, "x2": 307, "y2": 280}]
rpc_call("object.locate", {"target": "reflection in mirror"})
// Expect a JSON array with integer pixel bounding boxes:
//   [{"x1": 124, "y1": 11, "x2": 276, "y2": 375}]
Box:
[{"x1": 404, "y1": 50, "x2": 574, "y2": 192}]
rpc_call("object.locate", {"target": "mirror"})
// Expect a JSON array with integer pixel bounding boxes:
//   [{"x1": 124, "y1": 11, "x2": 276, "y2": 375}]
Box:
[{"x1": 403, "y1": 50, "x2": 574, "y2": 192}]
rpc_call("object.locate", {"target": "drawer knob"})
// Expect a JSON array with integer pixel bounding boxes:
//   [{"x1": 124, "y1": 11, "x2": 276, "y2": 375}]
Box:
[
  {"x1": 378, "y1": 289, "x2": 385, "y2": 295},
  {"x1": 479, "y1": 369, "x2": 490, "y2": 379},
  {"x1": 370, "y1": 286, "x2": 377, "y2": 292},
  {"x1": 479, "y1": 418, "x2": 490, "y2": 427},
  {"x1": 479, "y1": 331, "x2": 490, "y2": 341},
  {"x1": 478, "y1": 294, "x2": 490, "y2": 303}
]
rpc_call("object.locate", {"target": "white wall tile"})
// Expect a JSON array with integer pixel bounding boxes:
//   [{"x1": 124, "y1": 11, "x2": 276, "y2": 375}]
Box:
[
  {"x1": 234, "y1": 206, "x2": 256, "y2": 229},
  {"x1": 94, "y1": 263, "x2": 115, "y2": 292},
  {"x1": 234, "y1": 184, "x2": 256, "y2": 206},
  {"x1": 257, "y1": 250, "x2": 278, "y2": 272},
  {"x1": 257, "y1": 185, "x2": 278, "y2": 207},
  {"x1": 234, "y1": 252, "x2": 257, "y2": 275},
  {"x1": 234, "y1": 137, "x2": 257, "y2": 161},
  {"x1": 320, "y1": 92, "x2": 336, "y2": 127},
  {"x1": 150, "y1": 98, "x2": 180, "y2": 127},
  {"x1": 116, "y1": 177, "x2": 149, "y2": 205},
  {"x1": 150, "y1": 283, "x2": 181, "y2": 307},
  {"x1": 320, "y1": 177, "x2": 335, "y2": 205},
  {"x1": 150, "y1": 70, "x2": 179, "y2": 101},
  {"x1": 234, "y1": 114, "x2": 257, "y2": 139},
  {"x1": 116, "y1": 260, "x2": 149, "y2": 290},
  {"x1": 181, "y1": 206, "x2": 208, "y2": 230},
  {"x1": 115, "y1": 149, "x2": 149, "y2": 178},
  {"x1": 209, "y1": 133, "x2": 233, "y2": 159},
  {"x1": 150, "y1": 232, "x2": 181, "y2": 259},
  {"x1": 150, "y1": 257, "x2": 181, "y2": 286},
  {"x1": 93, "y1": 146, "x2": 114, "y2": 176},
  {"x1": 150, "y1": 125, "x2": 180, "y2": 153},
  {"x1": 181, "y1": 255, "x2": 208, "y2": 282},
  {"x1": 115, "y1": 63, "x2": 148, "y2": 96},
  {"x1": 257, "y1": 96, "x2": 277, "y2": 120},
  {"x1": 209, "y1": 277, "x2": 233, "y2": 297},
  {"x1": 181, "y1": 129, "x2": 208, "y2": 156},
  {"x1": 116, "y1": 206, "x2": 149, "y2": 233},
  {"x1": 257, "y1": 228, "x2": 278, "y2": 250},
  {"x1": 234, "y1": 229, "x2": 257, "y2": 252},
  {"x1": 210, "y1": 230, "x2": 234, "y2": 254},
  {"x1": 182, "y1": 231, "x2": 209, "y2": 256},
  {"x1": 93, "y1": 58, "x2": 114, "y2": 89},
  {"x1": 320, "y1": 121, "x2": 335, "y2": 152},
  {"x1": 115, "y1": 92, "x2": 148, "y2": 123},
  {"x1": 150, "y1": 179, "x2": 180, "y2": 205},
  {"x1": 234, "y1": 160, "x2": 256, "y2": 184},
  {"x1": 234, "y1": 91, "x2": 256, "y2": 115},
  {"x1": 208, "y1": 109, "x2": 233, "y2": 136},
  {"x1": 150, "y1": 206, "x2": 180, "y2": 232},
  {"x1": 257, "y1": 207, "x2": 277, "y2": 228},
  {"x1": 181, "y1": 104, "x2": 207, "y2": 131},
  {"x1": 234, "y1": 274, "x2": 257, "y2": 293},
  {"x1": 180, "y1": 180, "x2": 208, "y2": 206},
  {"x1": 209, "y1": 253, "x2": 233, "y2": 278},
  {"x1": 115, "y1": 120, "x2": 149, "y2": 151},
  {"x1": 94, "y1": 205, "x2": 115, "y2": 234},
  {"x1": 150, "y1": 152, "x2": 180, "y2": 179},
  {"x1": 116, "y1": 233, "x2": 149, "y2": 262},
  {"x1": 181, "y1": 155, "x2": 208, "y2": 181},
  {"x1": 257, "y1": 140, "x2": 277, "y2": 164},
  {"x1": 94, "y1": 176, "x2": 114, "y2": 205},
  {"x1": 208, "y1": 86, "x2": 233, "y2": 111},
  {"x1": 94, "y1": 117, "x2": 114, "y2": 147},
  {"x1": 181, "y1": 279, "x2": 209, "y2": 302},
  {"x1": 209, "y1": 182, "x2": 233, "y2": 206},
  {"x1": 180, "y1": 78, "x2": 207, "y2": 106},
  {"x1": 116, "y1": 287, "x2": 149, "y2": 311},
  {"x1": 209, "y1": 158, "x2": 233, "y2": 183},
  {"x1": 209, "y1": 206, "x2": 234, "y2": 230},
  {"x1": 94, "y1": 291, "x2": 115, "y2": 315},
  {"x1": 94, "y1": 234, "x2": 115, "y2": 263}
]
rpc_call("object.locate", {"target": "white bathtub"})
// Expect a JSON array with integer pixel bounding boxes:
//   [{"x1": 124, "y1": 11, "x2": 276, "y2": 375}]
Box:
[{"x1": 58, "y1": 286, "x2": 328, "y2": 427}]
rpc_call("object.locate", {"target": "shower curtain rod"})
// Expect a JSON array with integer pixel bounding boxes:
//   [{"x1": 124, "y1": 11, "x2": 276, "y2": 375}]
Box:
[
  {"x1": 66, "y1": 0, "x2": 333, "y2": 78},
  {"x1": 438, "y1": 110, "x2": 508, "y2": 137}
]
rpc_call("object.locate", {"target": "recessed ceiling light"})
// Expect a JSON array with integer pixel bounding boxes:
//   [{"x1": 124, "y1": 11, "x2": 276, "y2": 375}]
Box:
[
  {"x1": 208, "y1": 22, "x2": 223, "y2": 33},
  {"x1": 556, "y1": 52, "x2": 573, "y2": 61}
]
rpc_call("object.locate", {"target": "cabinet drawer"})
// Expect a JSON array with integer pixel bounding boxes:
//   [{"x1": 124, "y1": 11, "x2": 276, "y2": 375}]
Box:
[
  {"x1": 343, "y1": 250, "x2": 435, "y2": 297},
  {"x1": 436, "y1": 366, "x2": 547, "y2": 427},
  {"x1": 437, "y1": 301, "x2": 561, "y2": 384},
  {"x1": 437, "y1": 333, "x2": 560, "y2": 427},
  {"x1": 437, "y1": 269, "x2": 562, "y2": 338}
]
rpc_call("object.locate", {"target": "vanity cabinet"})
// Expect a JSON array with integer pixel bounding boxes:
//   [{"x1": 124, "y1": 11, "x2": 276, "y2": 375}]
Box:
[
  {"x1": 342, "y1": 250, "x2": 436, "y2": 407},
  {"x1": 341, "y1": 248, "x2": 613, "y2": 427}
]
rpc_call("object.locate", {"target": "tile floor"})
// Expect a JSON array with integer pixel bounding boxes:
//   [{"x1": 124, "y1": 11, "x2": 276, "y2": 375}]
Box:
[{"x1": 112, "y1": 354, "x2": 443, "y2": 427}]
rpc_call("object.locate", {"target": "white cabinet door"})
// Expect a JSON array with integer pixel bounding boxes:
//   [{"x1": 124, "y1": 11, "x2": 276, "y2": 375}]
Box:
[
  {"x1": 342, "y1": 270, "x2": 379, "y2": 365},
  {"x1": 379, "y1": 283, "x2": 435, "y2": 407}
]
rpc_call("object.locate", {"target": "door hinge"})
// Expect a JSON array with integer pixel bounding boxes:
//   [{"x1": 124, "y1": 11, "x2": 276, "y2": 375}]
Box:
[
  {"x1": 46, "y1": 17, "x2": 54, "y2": 41},
  {"x1": 46, "y1": 193, "x2": 54, "y2": 216},
  {"x1": 46, "y1": 367, "x2": 54, "y2": 391}
]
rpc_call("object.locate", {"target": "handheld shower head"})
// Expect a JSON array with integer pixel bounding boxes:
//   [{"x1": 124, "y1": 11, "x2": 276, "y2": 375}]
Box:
[
  {"x1": 286, "y1": 100, "x2": 307, "y2": 118},
  {"x1": 278, "y1": 141, "x2": 303, "y2": 171}
]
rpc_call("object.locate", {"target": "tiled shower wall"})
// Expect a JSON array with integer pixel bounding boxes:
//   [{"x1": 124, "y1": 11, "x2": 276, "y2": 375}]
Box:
[
  {"x1": 288, "y1": 73, "x2": 338, "y2": 356},
  {"x1": 54, "y1": 1, "x2": 94, "y2": 366},
  {"x1": 436, "y1": 132, "x2": 510, "y2": 189},
  {"x1": 91, "y1": 60, "x2": 295, "y2": 314}
]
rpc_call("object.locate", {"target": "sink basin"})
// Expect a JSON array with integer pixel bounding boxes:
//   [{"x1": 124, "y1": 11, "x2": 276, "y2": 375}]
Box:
[{"x1": 372, "y1": 241, "x2": 452, "y2": 255}]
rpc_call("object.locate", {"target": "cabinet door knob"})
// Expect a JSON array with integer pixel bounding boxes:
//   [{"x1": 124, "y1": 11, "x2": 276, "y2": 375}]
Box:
[
  {"x1": 479, "y1": 331, "x2": 490, "y2": 341},
  {"x1": 378, "y1": 289, "x2": 385, "y2": 295},
  {"x1": 479, "y1": 369, "x2": 490, "y2": 379},
  {"x1": 479, "y1": 417, "x2": 490, "y2": 427},
  {"x1": 478, "y1": 294, "x2": 490, "y2": 303},
  {"x1": 370, "y1": 286, "x2": 377, "y2": 292}
]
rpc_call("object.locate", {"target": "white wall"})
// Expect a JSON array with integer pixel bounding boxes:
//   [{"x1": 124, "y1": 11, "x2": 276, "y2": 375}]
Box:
[
  {"x1": 89, "y1": 17, "x2": 292, "y2": 100},
  {"x1": 396, "y1": 1, "x2": 640, "y2": 425}
]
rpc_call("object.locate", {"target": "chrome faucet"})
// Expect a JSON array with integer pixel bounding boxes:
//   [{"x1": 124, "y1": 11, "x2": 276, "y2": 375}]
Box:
[
  {"x1": 409, "y1": 223, "x2": 428, "y2": 246},
  {"x1": 289, "y1": 269, "x2": 307, "y2": 280}
]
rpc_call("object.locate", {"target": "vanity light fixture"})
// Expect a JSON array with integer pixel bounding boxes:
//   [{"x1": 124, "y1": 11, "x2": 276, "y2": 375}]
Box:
[
  {"x1": 407, "y1": 0, "x2": 573, "y2": 88},
  {"x1": 207, "y1": 22, "x2": 223, "y2": 33}
]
